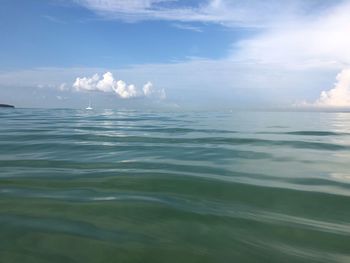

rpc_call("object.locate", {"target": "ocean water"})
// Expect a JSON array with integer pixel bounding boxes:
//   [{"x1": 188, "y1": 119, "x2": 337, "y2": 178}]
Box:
[{"x1": 0, "y1": 108, "x2": 350, "y2": 263}]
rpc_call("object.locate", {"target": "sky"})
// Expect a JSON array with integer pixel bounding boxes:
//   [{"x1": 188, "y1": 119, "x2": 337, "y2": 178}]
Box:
[{"x1": 1, "y1": 0, "x2": 350, "y2": 109}]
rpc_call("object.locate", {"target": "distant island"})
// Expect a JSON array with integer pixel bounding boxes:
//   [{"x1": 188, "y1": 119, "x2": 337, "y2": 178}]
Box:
[{"x1": 0, "y1": 104, "x2": 15, "y2": 108}]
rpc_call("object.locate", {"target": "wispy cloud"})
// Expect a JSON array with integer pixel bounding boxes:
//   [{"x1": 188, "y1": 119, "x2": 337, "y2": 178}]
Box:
[
  {"x1": 71, "y1": 0, "x2": 328, "y2": 28},
  {"x1": 232, "y1": 1, "x2": 350, "y2": 69},
  {"x1": 42, "y1": 15, "x2": 66, "y2": 24},
  {"x1": 172, "y1": 23, "x2": 203, "y2": 33}
]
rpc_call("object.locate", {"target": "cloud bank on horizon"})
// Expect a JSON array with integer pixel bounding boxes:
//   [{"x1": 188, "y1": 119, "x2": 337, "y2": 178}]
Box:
[{"x1": 72, "y1": 72, "x2": 166, "y2": 100}]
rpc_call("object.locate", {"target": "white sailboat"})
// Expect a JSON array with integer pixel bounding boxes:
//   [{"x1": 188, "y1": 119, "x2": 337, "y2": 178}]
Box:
[{"x1": 86, "y1": 96, "x2": 93, "y2": 110}]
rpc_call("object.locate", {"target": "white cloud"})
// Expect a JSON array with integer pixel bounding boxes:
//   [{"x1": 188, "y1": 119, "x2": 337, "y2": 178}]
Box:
[
  {"x1": 172, "y1": 23, "x2": 203, "y2": 33},
  {"x1": 58, "y1": 83, "x2": 69, "y2": 91},
  {"x1": 143, "y1": 81, "x2": 166, "y2": 99},
  {"x1": 233, "y1": 1, "x2": 350, "y2": 69},
  {"x1": 314, "y1": 69, "x2": 350, "y2": 107},
  {"x1": 73, "y1": 73, "x2": 100, "y2": 91},
  {"x1": 73, "y1": 0, "x2": 224, "y2": 23},
  {"x1": 75, "y1": 0, "x2": 170, "y2": 11},
  {"x1": 72, "y1": 0, "x2": 322, "y2": 27},
  {"x1": 96, "y1": 72, "x2": 115, "y2": 92},
  {"x1": 114, "y1": 80, "x2": 139, "y2": 99},
  {"x1": 72, "y1": 71, "x2": 165, "y2": 99},
  {"x1": 143, "y1": 81, "x2": 153, "y2": 96}
]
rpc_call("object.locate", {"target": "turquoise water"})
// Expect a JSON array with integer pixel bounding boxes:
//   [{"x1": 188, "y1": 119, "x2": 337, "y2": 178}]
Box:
[{"x1": 1, "y1": 108, "x2": 350, "y2": 262}]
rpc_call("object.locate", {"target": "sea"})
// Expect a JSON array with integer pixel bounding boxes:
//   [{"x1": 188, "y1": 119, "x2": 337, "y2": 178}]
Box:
[{"x1": 0, "y1": 108, "x2": 350, "y2": 263}]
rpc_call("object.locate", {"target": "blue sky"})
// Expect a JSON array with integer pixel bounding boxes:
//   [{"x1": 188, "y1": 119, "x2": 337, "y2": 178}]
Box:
[
  {"x1": 0, "y1": 0, "x2": 241, "y2": 68},
  {"x1": 1, "y1": 0, "x2": 350, "y2": 109}
]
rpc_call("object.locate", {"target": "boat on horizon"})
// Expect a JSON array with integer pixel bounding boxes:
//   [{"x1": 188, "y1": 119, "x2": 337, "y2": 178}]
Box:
[{"x1": 86, "y1": 97, "x2": 93, "y2": 110}]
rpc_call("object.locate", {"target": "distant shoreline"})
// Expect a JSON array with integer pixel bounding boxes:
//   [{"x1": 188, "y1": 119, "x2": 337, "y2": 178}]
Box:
[{"x1": 0, "y1": 104, "x2": 15, "y2": 108}]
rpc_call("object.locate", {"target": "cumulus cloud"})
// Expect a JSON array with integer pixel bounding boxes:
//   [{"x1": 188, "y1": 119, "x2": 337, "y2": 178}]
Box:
[
  {"x1": 72, "y1": 71, "x2": 166, "y2": 99},
  {"x1": 314, "y1": 69, "x2": 350, "y2": 107},
  {"x1": 143, "y1": 81, "x2": 166, "y2": 99},
  {"x1": 96, "y1": 72, "x2": 115, "y2": 92},
  {"x1": 73, "y1": 73, "x2": 100, "y2": 91},
  {"x1": 114, "y1": 80, "x2": 139, "y2": 99}
]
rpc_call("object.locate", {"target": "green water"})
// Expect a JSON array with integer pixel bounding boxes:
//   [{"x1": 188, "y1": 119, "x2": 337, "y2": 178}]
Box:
[{"x1": 1, "y1": 109, "x2": 350, "y2": 262}]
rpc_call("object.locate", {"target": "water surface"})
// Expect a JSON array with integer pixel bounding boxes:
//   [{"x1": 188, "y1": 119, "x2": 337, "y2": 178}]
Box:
[{"x1": 1, "y1": 109, "x2": 350, "y2": 262}]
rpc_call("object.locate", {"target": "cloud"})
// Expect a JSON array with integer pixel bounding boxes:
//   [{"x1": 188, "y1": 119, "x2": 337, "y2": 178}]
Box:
[
  {"x1": 143, "y1": 81, "x2": 166, "y2": 99},
  {"x1": 233, "y1": 1, "x2": 350, "y2": 69},
  {"x1": 73, "y1": 0, "x2": 226, "y2": 23},
  {"x1": 72, "y1": 0, "x2": 330, "y2": 27},
  {"x1": 58, "y1": 83, "x2": 69, "y2": 91},
  {"x1": 42, "y1": 15, "x2": 66, "y2": 24},
  {"x1": 96, "y1": 72, "x2": 115, "y2": 92},
  {"x1": 314, "y1": 69, "x2": 350, "y2": 107},
  {"x1": 172, "y1": 23, "x2": 203, "y2": 33},
  {"x1": 72, "y1": 71, "x2": 166, "y2": 99},
  {"x1": 73, "y1": 73, "x2": 100, "y2": 91},
  {"x1": 114, "y1": 80, "x2": 139, "y2": 99}
]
